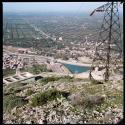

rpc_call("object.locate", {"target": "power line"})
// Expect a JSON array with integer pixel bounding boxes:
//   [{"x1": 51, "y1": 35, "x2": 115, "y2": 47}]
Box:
[{"x1": 89, "y1": 2, "x2": 123, "y2": 81}]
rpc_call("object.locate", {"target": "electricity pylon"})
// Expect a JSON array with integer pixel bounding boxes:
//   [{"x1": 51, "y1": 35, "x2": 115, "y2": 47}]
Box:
[{"x1": 89, "y1": 2, "x2": 123, "y2": 81}]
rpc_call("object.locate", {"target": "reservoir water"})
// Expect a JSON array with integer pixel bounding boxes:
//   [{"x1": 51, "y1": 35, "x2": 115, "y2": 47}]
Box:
[{"x1": 63, "y1": 63, "x2": 90, "y2": 74}]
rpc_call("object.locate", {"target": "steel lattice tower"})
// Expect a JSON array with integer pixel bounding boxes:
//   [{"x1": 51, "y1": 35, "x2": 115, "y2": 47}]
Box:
[{"x1": 89, "y1": 2, "x2": 123, "y2": 81}]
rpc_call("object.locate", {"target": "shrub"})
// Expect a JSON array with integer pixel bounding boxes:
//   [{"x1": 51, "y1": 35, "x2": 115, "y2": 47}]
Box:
[
  {"x1": 40, "y1": 76, "x2": 61, "y2": 84},
  {"x1": 26, "y1": 89, "x2": 34, "y2": 96},
  {"x1": 4, "y1": 82, "x2": 27, "y2": 94},
  {"x1": 61, "y1": 76, "x2": 74, "y2": 82},
  {"x1": 39, "y1": 76, "x2": 74, "y2": 85},
  {"x1": 91, "y1": 79, "x2": 103, "y2": 84},
  {"x1": 3, "y1": 69, "x2": 16, "y2": 77},
  {"x1": 31, "y1": 89, "x2": 69, "y2": 107},
  {"x1": 6, "y1": 82, "x2": 27, "y2": 89},
  {"x1": 24, "y1": 64, "x2": 49, "y2": 74},
  {"x1": 13, "y1": 88, "x2": 23, "y2": 93},
  {"x1": 3, "y1": 94, "x2": 28, "y2": 113}
]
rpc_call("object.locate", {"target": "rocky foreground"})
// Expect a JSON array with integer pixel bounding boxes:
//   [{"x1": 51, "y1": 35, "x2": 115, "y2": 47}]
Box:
[{"x1": 3, "y1": 76, "x2": 123, "y2": 124}]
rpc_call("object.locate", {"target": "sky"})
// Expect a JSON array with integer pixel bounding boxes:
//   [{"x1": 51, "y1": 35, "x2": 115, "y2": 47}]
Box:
[{"x1": 3, "y1": 2, "x2": 123, "y2": 13}]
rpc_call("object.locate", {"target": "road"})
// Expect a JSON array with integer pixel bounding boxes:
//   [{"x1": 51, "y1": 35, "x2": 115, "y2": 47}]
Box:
[{"x1": 28, "y1": 22, "x2": 56, "y2": 41}]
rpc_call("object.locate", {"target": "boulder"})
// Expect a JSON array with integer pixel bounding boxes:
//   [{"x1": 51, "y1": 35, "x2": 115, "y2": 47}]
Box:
[
  {"x1": 67, "y1": 93, "x2": 84, "y2": 105},
  {"x1": 87, "y1": 94, "x2": 106, "y2": 105}
]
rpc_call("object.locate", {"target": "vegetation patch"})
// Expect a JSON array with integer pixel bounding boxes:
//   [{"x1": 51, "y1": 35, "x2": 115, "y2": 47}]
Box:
[
  {"x1": 105, "y1": 89, "x2": 123, "y2": 106},
  {"x1": 3, "y1": 94, "x2": 28, "y2": 113},
  {"x1": 26, "y1": 89, "x2": 34, "y2": 96},
  {"x1": 31, "y1": 89, "x2": 70, "y2": 107},
  {"x1": 39, "y1": 76, "x2": 74, "y2": 85},
  {"x1": 5, "y1": 82, "x2": 27, "y2": 89},
  {"x1": 70, "y1": 80, "x2": 123, "y2": 113},
  {"x1": 23, "y1": 64, "x2": 51, "y2": 74},
  {"x1": 59, "y1": 76, "x2": 74, "y2": 82},
  {"x1": 4, "y1": 82, "x2": 28, "y2": 95},
  {"x1": 3, "y1": 69, "x2": 16, "y2": 77},
  {"x1": 91, "y1": 79, "x2": 104, "y2": 84},
  {"x1": 86, "y1": 89, "x2": 123, "y2": 112},
  {"x1": 39, "y1": 76, "x2": 62, "y2": 85}
]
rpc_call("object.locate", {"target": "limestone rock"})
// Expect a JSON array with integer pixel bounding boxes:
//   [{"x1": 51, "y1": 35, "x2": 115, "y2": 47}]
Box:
[
  {"x1": 87, "y1": 94, "x2": 106, "y2": 105},
  {"x1": 67, "y1": 93, "x2": 84, "y2": 105},
  {"x1": 25, "y1": 120, "x2": 31, "y2": 124},
  {"x1": 112, "y1": 118, "x2": 119, "y2": 124},
  {"x1": 93, "y1": 110, "x2": 99, "y2": 115},
  {"x1": 38, "y1": 119, "x2": 44, "y2": 124}
]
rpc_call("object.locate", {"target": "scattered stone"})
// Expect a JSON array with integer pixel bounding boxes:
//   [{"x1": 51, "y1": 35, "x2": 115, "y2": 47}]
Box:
[
  {"x1": 99, "y1": 113, "x2": 103, "y2": 117},
  {"x1": 78, "y1": 121, "x2": 83, "y2": 124},
  {"x1": 84, "y1": 121, "x2": 87, "y2": 123},
  {"x1": 25, "y1": 120, "x2": 31, "y2": 124},
  {"x1": 93, "y1": 110, "x2": 99, "y2": 115},
  {"x1": 11, "y1": 107, "x2": 17, "y2": 115},
  {"x1": 101, "y1": 110, "x2": 105, "y2": 114},
  {"x1": 6, "y1": 120, "x2": 13, "y2": 124},
  {"x1": 105, "y1": 111, "x2": 112, "y2": 117},
  {"x1": 112, "y1": 118, "x2": 119, "y2": 124},
  {"x1": 43, "y1": 119, "x2": 47, "y2": 124},
  {"x1": 107, "y1": 107, "x2": 112, "y2": 111},
  {"x1": 3, "y1": 77, "x2": 123, "y2": 124}
]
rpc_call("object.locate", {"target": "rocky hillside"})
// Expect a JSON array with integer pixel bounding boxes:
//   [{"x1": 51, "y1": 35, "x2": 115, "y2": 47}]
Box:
[{"x1": 3, "y1": 76, "x2": 123, "y2": 124}]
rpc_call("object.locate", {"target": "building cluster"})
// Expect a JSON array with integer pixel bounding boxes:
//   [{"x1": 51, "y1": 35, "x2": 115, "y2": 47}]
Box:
[
  {"x1": 3, "y1": 52, "x2": 71, "y2": 75},
  {"x1": 3, "y1": 54, "x2": 24, "y2": 69}
]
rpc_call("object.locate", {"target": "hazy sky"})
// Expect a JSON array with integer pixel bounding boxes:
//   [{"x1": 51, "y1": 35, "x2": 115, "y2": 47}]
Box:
[{"x1": 3, "y1": 2, "x2": 123, "y2": 13}]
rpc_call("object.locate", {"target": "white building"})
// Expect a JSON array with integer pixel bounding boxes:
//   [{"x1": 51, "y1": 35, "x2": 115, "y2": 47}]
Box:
[{"x1": 59, "y1": 37, "x2": 63, "y2": 41}]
